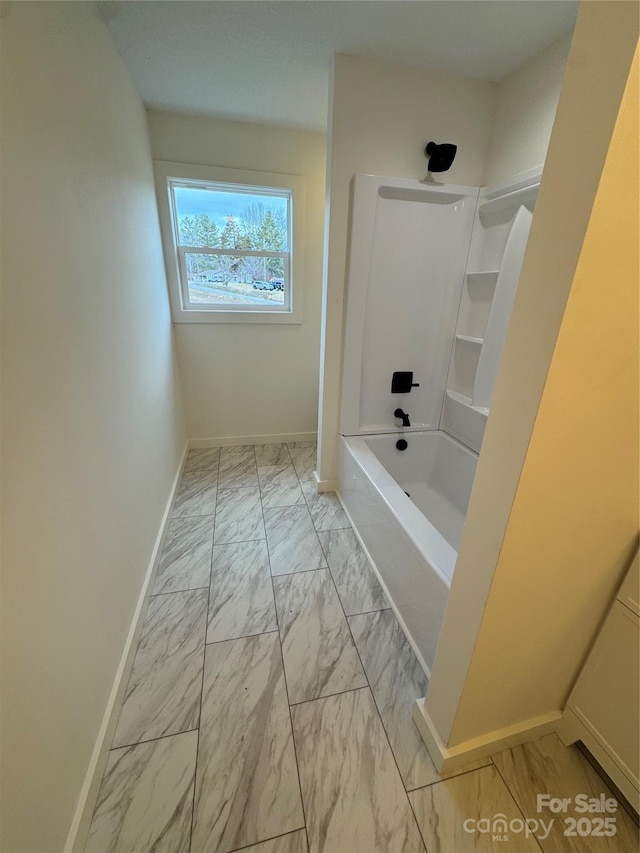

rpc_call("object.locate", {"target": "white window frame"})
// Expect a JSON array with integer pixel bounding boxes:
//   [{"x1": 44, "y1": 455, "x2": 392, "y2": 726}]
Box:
[{"x1": 154, "y1": 160, "x2": 305, "y2": 324}]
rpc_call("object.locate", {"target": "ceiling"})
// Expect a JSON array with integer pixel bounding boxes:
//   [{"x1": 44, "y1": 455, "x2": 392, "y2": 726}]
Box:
[{"x1": 99, "y1": 0, "x2": 578, "y2": 133}]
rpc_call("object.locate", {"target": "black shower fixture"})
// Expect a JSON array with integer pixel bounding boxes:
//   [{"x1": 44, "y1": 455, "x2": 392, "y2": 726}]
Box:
[{"x1": 425, "y1": 141, "x2": 457, "y2": 172}]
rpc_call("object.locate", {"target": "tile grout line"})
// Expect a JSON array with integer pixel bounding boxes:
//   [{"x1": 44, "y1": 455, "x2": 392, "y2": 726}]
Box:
[
  {"x1": 293, "y1": 453, "x2": 330, "y2": 570},
  {"x1": 343, "y1": 604, "x2": 391, "y2": 618},
  {"x1": 289, "y1": 684, "x2": 373, "y2": 709},
  {"x1": 406, "y1": 760, "x2": 496, "y2": 794},
  {"x1": 109, "y1": 728, "x2": 200, "y2": 753},
  {"x1": 99, "y1": 474, "x2": 196, "y2": 761},
  {"x1": 91, "y1": 451, "x2": 212, "y2": 823},
  {"x1": 187, "y1": 448, "x2": 221, "y2": 853},
  {"x1": 298, "y1": 459, "x2": 429, "y2": 818},
  {"x1": 315, "y1": 528, "x2": 389, "y2": 619},
  {"x1": 298, "y1": 465, "x2": 349, "y2": 536},
  {"x1": 326, "y1": 545, "x2": 428, "y2": 851},
  {"x1": 218, "y1": 444, "x2": 259, "y2": 493},
  {"x1": 172, "y1": 449, "x2": 219, "y2": 522},
  {"x1": 334, "y1": 561, "x2": 492, "y2": 840},
  {"x1": 150, "y1": 585, "x2": 210, "y2": 599},
  {"x1": 214, "y1": 536, "x2": 267, "y2": 546},
  {"x1": 170, "y1": 512, "x2": 217, "y2": 520},
  {"x1": 271, "y1": 611, "x2": 311, "y2": 853},
  {"x1": 256, "y1": 443, "x2": 305, "y2": 509},
  {"x1": 262, "y1": 463, "x2": 311, "y2": 853},
  {"x1": 205, "y1": 629, "x2": 279, "y2": 648},
  {"x1": 405, "y1": 787, "x2": 430, "y2": 853},
  {"x1": 490, "y1": 756, "x2": 546, "y2": 852},
  {"x1": 227, "y1": 828, "x2": 307, "y2": 853}
]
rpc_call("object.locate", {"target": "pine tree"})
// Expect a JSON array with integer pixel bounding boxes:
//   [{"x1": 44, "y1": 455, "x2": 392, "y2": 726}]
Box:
[
  {"x1": 257, "y1": 210, "x2": 282, "y2": 251},
  {"x1": 258, "y1": 210, "x2": 285, "y2": 277},
  {"x1": 221, "y1": 215, "x2": 243, "y2": 249},
  {"x1": 178, "y1": 215, "x2": 198, "y2": 246},
  {"x1": 194, "y1": 214, "x2": 220, "y2": 248}
]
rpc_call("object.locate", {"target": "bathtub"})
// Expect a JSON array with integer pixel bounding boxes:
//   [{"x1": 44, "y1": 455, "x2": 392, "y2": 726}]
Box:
[{"x1": 338, "y1": 430, "x2": 477, "y2": 675}]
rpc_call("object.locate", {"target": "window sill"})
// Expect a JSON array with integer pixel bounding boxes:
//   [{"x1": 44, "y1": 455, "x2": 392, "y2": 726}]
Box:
[{"x1": 172, "y1": 309, "x2": 303, "y2": 325}]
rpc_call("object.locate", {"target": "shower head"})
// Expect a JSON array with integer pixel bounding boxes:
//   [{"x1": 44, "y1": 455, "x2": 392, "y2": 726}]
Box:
[{"x1": 425, "y1": 141, "x2": 457, "y2": 173}]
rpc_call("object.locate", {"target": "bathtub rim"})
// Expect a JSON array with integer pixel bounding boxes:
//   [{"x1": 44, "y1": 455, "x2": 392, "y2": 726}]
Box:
[{"x1": 339, "y1": 431, "x2": 461, "y2": 586}]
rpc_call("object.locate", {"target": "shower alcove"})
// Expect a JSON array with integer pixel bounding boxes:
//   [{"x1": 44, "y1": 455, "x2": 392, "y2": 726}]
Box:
[{"x1": 338, "y1": 167, "x2": 541, "y2": 673}]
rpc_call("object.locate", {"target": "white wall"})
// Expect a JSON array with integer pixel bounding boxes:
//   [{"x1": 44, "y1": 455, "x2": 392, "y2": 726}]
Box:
[
  {"x1": 147, "y1": 111, "x2": 326, "y2": 442},
  {"x1": 483, "y1": 33, "x2": 572, "y2": 186},
  {"x1": 317, "y1": 55, "x2": 496, "y2": 484},
  {"x1": 423, "y1": 2, "x2": 639, "y2": 751},
  {"x1": 0, "y1": 4, "x2": 186, "y2": 851}
]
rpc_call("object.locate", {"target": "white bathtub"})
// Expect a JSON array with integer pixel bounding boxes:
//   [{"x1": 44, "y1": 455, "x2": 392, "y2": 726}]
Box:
[{"x1": 338, "y1": 430, "x2": 477, "y2": 675}]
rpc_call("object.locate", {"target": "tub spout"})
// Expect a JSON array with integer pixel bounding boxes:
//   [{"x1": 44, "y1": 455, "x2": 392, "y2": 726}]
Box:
[{"x1": 394, "y1": 408, "x2": 411, "y2": 428}]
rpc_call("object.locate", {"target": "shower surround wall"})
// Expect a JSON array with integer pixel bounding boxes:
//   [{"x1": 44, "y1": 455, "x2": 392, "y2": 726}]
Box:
[
  {"x1": 340, "y1": 177, "x2": 478, "y2": 436},
  {"x1": 338, "y1": 170, "x2": 539, "y2": 671}
]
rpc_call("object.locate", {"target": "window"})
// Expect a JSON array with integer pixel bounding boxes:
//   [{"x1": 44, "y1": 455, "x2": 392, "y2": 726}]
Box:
[{"x1": 154, "y1": 161, "x2": 304, "y2": 323}]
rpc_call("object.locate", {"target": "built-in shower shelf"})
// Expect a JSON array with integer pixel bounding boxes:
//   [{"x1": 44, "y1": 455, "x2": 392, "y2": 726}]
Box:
[
  {"x1": 466, "y1": 271, "x2": 499, "y2": 284},
  {"x1": 457, "y1": 273, "x2": 497, "y2": 340},
  {"x1": 442, "y1": 390, "x2": 489, "y2": 454},
  {"x1": 456, "y1": 334, "x2": 484, "y2": 345},
  {"x1": 446, "y1": 390, "x2": 489, "y2": 416},
  {"x1": 478, "y1": 183, "x2": 538, "y2": 216}
]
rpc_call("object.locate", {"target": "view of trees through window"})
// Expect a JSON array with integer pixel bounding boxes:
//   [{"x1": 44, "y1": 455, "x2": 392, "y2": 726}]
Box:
[{"x1": 173, "y1": 184, "x2": 290, "y2": 307}]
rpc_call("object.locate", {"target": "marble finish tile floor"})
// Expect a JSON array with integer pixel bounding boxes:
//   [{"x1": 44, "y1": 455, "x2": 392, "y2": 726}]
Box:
[
  {"x1": 152, "y1": 515, "x2": 214, "y2": 594},
  {"x1": 218, "y1": 445, "x2": 259, "y2": 489},
  {"x1": 86, "y1": 730, "x2": 197, "y2": 853},
  {"x1": 184, "y1": 447, "x2": 220, "y2": 474},
  {"x1": 292, "y1": 688, "x2": 426, "y2": 852},
  {"x1": 258, "y1": 464, "x2": 305, "y2": 509},
  {"x1": 255, "y1": 442, "x2": 293, "y2": 468},
  {"x1": 192, "y1": 633, "x2": 304, "y2": 853},
  {"x1": 350, "y1": 607, "x2": 449, "y2": 790},
  {"x1": 287, "y1": 442, "x2": 317, "y2": 482},
  {"x1": 317, "y1": 528, "x2": 387, "y2": 616},
  {"x1": 300, "y1": 481, "x2": 349, "y2": 531},
  {"x1": 171, "y1": 469, "x2": 217, "y2": 518},
  {"x1": 215, "y1": 486, "x2": 265, "y2": 544},
  {"x1": 263, "y1": 505, "x2": 326, "y2": 575},
  {"x1": 273, "y1": 569, "x2": 367, "y2": 703},
  {"x1": 207, "y1": 539, "x2": 277, "y2": 643},
  {"x1": 111, "y1": 588, "x2": 207, "y2": 749},
  {"x1": 88, "y1": 441, "x2": 638, "y2": 852}
]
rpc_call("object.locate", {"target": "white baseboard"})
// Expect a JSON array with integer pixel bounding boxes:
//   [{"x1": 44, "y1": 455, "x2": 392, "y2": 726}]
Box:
[
  {"x1": 314, "y1": 470, "x2": 338, "y2": 492},
  {"x1": 413, "y1": 697, "x2": 562, "y2": 773},
  {"x1": 64, "y1": 441, "x2": 189, "y2": 853},
  {"x1": 189, "y1": 431, "x2": 317, "y2": 448}
]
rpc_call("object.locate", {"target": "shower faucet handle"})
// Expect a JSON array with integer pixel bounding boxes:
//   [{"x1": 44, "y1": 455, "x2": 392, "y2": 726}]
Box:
[{"x1": 391, "y1": 371, "x2": 420, "y2": 394}]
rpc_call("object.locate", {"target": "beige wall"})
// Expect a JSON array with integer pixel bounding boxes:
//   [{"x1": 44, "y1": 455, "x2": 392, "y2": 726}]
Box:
[
  {"x1": 147, "y1": 111, "x2": 326, "y2": 441},
  {"x1": 425, "y1": 2, "x2": 639, "y2": 749},
  {"x1": 483, "y1": 33, "x2": 572, "y2": 186},
  {"x1": 449, "y1": 39, "x2": 639, "y2": 745},
  {"x1": 317, "y1": 54, "x2": 496, "y2": 482},
  {"x1": 0, "y1": 4, "x2": 186, "y2": 851}
]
